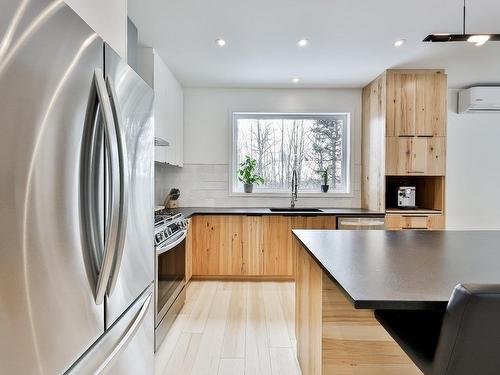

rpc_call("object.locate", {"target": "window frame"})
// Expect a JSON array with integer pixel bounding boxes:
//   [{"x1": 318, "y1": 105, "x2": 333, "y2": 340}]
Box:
[{"x1": 230, "y1": 111, "x2": 353, "y2": 197}]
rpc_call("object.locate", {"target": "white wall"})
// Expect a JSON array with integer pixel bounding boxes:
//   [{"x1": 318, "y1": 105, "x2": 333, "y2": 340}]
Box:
[
  {"x1": 446, "y1": 90, "x2": 500, "y2": 230},
  {"x1": 65, "y1": 0, "x2": 127, "y2": 58},
  {"x1": 155, "y1": 88, "x2": 362, "y2": 207}
]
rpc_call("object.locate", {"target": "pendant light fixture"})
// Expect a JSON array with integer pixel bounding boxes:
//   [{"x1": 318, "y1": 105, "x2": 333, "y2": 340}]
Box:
[{"x1": 423, "y1": 0, "x2": 500, "y2": 45}]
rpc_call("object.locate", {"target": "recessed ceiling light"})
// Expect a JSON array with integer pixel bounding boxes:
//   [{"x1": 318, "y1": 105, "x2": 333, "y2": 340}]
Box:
[
  {"x1": 467, "y1": 34, "x2": 490, "y2": 46},
  {"x1": 297, "y1": 39, "x2": 309, "y2": 47},
  {"x1": 394, "y1": 39, "x2": 406, "y2": 47},
  {"x1": 215, "y1": 38, "x2": 226, "y2": 47},
  {"x1": 292, "y1": 77, "x2": 300, "y2": 83}
]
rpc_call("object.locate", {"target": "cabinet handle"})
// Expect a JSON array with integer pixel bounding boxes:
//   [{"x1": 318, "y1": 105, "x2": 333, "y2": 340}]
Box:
[
  {"x1": 398, "y1": 135, "x2": 433, "y2": 138},
  {"x1": 408, "y1": 171, "x2": 425, "y2": 174}
]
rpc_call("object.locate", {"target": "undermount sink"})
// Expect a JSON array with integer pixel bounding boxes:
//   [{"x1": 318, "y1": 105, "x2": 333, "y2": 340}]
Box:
[{"x1": 269, "y1": 208, "x2": 323, "y2": 213}]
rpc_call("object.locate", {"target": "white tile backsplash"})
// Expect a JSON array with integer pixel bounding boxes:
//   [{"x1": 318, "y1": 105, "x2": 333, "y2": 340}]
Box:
[{"x1": 155, "y1": 162, "x2": 361, "y2": 208}]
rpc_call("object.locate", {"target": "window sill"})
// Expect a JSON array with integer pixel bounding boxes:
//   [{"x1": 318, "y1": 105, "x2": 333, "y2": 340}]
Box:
[{"x1": 229, "y1": 191, "x2": 354, "y2": 198}]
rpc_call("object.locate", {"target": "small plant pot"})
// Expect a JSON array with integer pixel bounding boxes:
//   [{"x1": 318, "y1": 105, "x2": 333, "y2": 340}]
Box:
[
  {"x1": 321, "y1": 184, "x2": 329, "y2": 193},
  {"x1": 244, "y1": 183, "x2": 254, "y2": 193}
]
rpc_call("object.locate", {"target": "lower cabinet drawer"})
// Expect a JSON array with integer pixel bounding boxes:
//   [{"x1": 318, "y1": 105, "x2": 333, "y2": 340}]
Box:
[
  {"x1": 402, "y1": 216, "x2": 428, "y2": 229},
  {"x1": 385, "y1": 214, "x2": 445, "y2": 230}
]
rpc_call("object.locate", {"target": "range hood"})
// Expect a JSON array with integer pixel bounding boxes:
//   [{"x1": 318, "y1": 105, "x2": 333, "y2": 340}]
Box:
[{"x1": 154, "y1": 137, "x2": 170, "y2": 146}]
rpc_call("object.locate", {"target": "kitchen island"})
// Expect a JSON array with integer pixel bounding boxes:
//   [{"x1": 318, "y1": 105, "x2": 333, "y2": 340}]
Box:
[{"x1": 293, "y1": 230, "x2": 500, "y2": 375}]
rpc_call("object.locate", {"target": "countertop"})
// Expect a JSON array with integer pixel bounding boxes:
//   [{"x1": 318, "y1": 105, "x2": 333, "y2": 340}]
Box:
[
  {"x1": 158, "y1": 206, "x2": 383, "y2": 219},
  {"x1": 293, "y1": 230, "x2": 500, "y2": 310}
]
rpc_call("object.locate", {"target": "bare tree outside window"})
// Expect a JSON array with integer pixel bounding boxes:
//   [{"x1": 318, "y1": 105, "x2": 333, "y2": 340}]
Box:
[{"x1": 232, "y1": 113, "x2": 350, "y2": 193}]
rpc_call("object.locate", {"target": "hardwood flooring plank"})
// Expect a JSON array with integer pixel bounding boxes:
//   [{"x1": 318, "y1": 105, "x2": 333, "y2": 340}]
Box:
[
  {"x1": 184, "y1": 281, "x2": 219, "y2": 333},
  {"x1": 218, "y1": 358, "x2": 244, "y2": 375},
  {"x1": 270, "y1": 347, "x2": 302, "y2": 375},
  {"x1": 182, "y1": 281, "x2": 203, "y2": 315},
  {"x1": 154, "y1": 313, "x2": 189, "y2": 375},
  {"x1": 245, "y1": 282, "x2": 272, "y2": 375},
  {"x1": 190, "y1": 290, "x2": 232, "y2": 375},
  {"x1": 221, "y1": 282, "x2": 247, "y2": 358},
  {"x1": 163, "y1": 333, "x2": 202, "y2": 375},
  {"x1": 263, "y1": 290, "x2": 292, "y2": 348},
  {"x1": 279, "y1": 281, "x2": 296, "y2": 343}
]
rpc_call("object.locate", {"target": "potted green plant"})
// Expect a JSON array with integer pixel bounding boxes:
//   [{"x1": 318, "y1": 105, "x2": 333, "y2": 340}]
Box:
[
  {"x1": 319, "y1": 168, "x2": 329, "y2": 193},
  {"x1": 238, "y1": 156, "x2": 264, "y2": 193}
]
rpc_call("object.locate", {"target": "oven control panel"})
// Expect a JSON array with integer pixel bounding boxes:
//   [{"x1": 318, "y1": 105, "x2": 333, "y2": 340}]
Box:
[{"x1": 154, "y1": 213, "x2": 187, "y2": 247}]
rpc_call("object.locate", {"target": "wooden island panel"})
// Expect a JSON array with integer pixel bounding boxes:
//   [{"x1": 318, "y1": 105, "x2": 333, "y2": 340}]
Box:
[{"x1": 295, "y1": 239, "x2": 422, "y2": 375}]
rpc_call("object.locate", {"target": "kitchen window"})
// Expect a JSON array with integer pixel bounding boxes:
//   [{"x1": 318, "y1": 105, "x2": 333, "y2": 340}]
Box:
[{"x1": 232, "y1": 112, "x2": 351, "y2": 195}]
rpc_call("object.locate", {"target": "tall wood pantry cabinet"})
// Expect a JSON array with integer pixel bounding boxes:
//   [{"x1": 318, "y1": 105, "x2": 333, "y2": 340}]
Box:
[{"x1": 362, "y1": 70, "x2": 447, "y2": 229}]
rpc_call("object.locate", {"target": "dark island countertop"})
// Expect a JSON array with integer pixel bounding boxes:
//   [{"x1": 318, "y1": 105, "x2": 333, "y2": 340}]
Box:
[
  {"x1": 293, "y1": 230, "x2": 500, "y2": 310},
  {"x1": 158, "y1": 206, "x2": 383, "y2": 219}
]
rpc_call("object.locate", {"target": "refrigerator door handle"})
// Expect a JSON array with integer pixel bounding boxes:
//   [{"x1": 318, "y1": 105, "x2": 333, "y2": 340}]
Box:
[
  {"x1": 105, "y1": 76, "x2": 129, "y2": 296},
  {"x1": 92, "y1": 69, "x2": 121, "y2": 305},
  {"x1": 95, "y1": 291, "x2": 152, "y2": 374},
  {"x1": 65, "y1": 286, "x2": 153, "y2": 375}
]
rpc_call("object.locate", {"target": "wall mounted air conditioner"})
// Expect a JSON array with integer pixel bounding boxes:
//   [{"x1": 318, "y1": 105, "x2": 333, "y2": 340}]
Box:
[{"x1": 458, "y1": 87, "x2": 500, "y2": 113}]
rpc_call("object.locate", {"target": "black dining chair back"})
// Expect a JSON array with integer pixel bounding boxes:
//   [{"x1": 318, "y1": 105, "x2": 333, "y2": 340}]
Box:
[
  {"x1": 375, "y1": 284, "x2": 500, "y2": 375},
  {"x1": 431, "y1": 284, "x2": 500, "y2": 375}
]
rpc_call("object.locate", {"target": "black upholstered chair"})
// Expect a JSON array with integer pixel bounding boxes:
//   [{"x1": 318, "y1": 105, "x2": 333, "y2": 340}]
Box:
[{"x1": 375, "y1": 284, "x2": 500, "y2": 375}]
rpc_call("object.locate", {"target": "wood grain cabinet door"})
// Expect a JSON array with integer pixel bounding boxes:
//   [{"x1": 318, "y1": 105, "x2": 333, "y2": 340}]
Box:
[
  {"x1": 387, "y1": 71, "x2": 447, "y2": 137},
  {"x1": 227, "y1": 215, "x2": 264, "y2": 276},
  {"x1": 425, "y1": 137, "x2": 446, "y2": 175},
  {"x1": 386, "y1": 137, "x2": 445, "y2": 175},
  {"x1": 241, "y1": 215, "x2": 264, "y2": 275},
  {"x1": 386, "y1": 137, "x2": 413, "y2": 174},
  {"x1": 262, "y1": 216, "x2": 294, "y2": 276},
  {"x1": 387, "y1": 72, "x2": 416, "y2": 136},
  {"x1": 415, "y1": 74, "x2": 447, "y2": 137},
  {"x1": 192, "y1": 215, "x2": 228, "y2": 275}
]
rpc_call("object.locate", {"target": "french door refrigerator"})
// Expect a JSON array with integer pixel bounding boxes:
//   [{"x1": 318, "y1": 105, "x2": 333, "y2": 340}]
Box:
[{"x1": 0, "y1": 0, "x2": 154, "y2": 374}]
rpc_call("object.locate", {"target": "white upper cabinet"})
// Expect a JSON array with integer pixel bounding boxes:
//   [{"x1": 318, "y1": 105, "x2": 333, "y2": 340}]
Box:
[{"x1": 137, "y1": 48, "x2": 184, "y2": 167}]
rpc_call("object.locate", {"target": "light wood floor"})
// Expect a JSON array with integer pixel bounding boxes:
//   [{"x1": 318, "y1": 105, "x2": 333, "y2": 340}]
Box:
[{"x1": 154, "y1": 281, "x2": 301, "y2": 375}]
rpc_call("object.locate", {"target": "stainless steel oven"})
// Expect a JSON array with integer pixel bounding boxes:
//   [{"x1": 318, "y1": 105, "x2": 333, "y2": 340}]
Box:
[{"x1": 154, "y1": 213, "x2": 187, "y2": 350}]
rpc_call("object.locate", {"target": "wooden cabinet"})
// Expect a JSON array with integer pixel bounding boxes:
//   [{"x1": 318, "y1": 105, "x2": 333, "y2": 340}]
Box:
[
  {"x1": 293, "y1": 215, "x2": 338, "y2": 230},
  {"x1": 385, "y1": 214, "x2": 445, "y2": 230},
  {"x1": 262, "y1": 216, "x2": 293, "y2": 276},
  {"x1": 191, "y1": 215, "x2": 264, "y2": 277},
  {"x1": 191, "y1": 215, "x2": 336, "y2": 278},
  {"x1": 386, "y1": 71, "x2": 447, "y2": 137},
  {"x1": 191, "y1": 215, "x2": 226, "y2": 275},
  {"x1": 362, "y1": 69, "x2": 448, "y2": 230},
  {"x1": 386, "y1": 137, "x2": 446, "y2": 175},
  {"x1": 227, "y1": 215, "x2": 264, "y2": 276},
  {"x1": 262, "y1": 215, "x2": 337, "y2": 277},
  {"x1": 185, "y1": 218, "x2": 193, "y2": 282}
]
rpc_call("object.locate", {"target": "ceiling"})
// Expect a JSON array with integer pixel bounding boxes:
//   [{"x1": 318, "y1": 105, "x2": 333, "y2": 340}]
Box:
[{"x1": 128, "y1": 0, "x2": 500, "y2": 89}]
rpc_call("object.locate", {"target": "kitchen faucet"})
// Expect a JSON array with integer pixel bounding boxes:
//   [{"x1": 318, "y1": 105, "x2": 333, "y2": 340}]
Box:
[{"x1": 291, "y1": 169, "x2": 298, "y2": 208}]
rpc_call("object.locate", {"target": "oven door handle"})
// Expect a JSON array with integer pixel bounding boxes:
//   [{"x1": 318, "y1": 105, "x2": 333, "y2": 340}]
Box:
[{"x1": 156, "y1": 230, "x2": 187, "y2": 255}]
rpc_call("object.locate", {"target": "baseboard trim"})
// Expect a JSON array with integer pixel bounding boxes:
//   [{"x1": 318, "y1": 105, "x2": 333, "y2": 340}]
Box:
[{"x1": 191, "y1": 275, "x2": 295, "y2": 282}]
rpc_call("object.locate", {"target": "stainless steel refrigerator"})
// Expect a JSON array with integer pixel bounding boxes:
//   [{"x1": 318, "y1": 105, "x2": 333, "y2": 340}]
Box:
[{"x1": 0, "y1": 0, "x2": 154, "y2": 373}]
